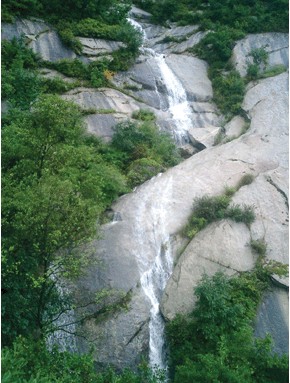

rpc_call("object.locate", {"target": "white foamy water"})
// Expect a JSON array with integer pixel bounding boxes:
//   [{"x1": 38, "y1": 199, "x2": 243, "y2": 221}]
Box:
[
  {"x1": 128, "y1": 18, "x2": 193, "y2": 144},
  {"x1": 131, "y1": 174, "x2": 174, "y2": 377}
]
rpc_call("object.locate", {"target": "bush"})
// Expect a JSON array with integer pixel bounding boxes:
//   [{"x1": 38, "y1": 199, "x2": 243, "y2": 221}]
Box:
[
  {"x1": 132, "y1": 109, "x2": 156, "y2": 121},
  {"x1": 211, "y1": 70, "x2": 245, "y2": 117},
  {"x1": 75, "y1": 18, "x2": 121, "y2": 40},
  {"x1": 227, "y1": 204, "x2": 255, "y2": 226},
  {"x1": 193, "y1": 195, "x2": 231, "y2": 222},
  {"x1": 182, "y1": 216, "x2": 207, "y2": 239},
  {"x1": 224, "y1": 186, "x2": 237, "y2": 197},
  {"x1": 41, "y1": 77, "x2": 80, "y2": 94},
  {"x1": 183, "y1": 191, "x2": 256, "y2": 239},
  {"x1": 127, "y1": 158, "x2": 164, "y2": 187},
  {"x1": 250, "y1": 239, "x2": 267, "y2": 256},
  {"x1": 236, "y1": 173, "x2": 255, "y2": 189},
  {"x1": 166, "y1": 271, "x2": 289, "y2": 383}
]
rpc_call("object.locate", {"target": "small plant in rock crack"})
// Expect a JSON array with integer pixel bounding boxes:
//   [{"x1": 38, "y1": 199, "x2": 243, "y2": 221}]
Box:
[
  {"x1": 250, "y1": 238, "x2": 267, "y2": 257},
  {"x1": 236, "y1": 173, "x2": 255, "y2": 189}
]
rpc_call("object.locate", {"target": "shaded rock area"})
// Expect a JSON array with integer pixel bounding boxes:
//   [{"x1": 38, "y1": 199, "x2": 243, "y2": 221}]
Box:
[{"x1": 255, "y1": 287, "x2": 289, "y2": 355}]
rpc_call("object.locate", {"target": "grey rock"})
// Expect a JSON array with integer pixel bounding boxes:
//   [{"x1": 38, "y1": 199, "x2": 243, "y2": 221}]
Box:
[
  {"x1": 161, "y1": 220, "x2": 255, "y2": 320},
  {"x1": 165, "y1": 54, "x2": 213, "y2": 102},
  {"x1": 2, "y1": 19, "x2": 76, "y2": 61},
  {"x1": 130, "y1": 6, "x2": 152, "y2": 21},
  {"x1": 78, "y1": 37, "x2": 125, "y2": 57},
  {"x1": 188, "y1": 125, "x2": 220, "y2": 148},
  {"x1": 224, "y1": 115, "x2": 247, "y2": 139},
  {"x1": 232, "y1": 33, "x2": 289, "y2": 77},
  {"x1": 2, "y1": 18, "x2": 49, "y2": 40}
]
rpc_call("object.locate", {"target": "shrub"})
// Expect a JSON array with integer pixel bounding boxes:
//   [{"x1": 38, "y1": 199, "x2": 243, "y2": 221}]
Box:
[
  {"x1": 211, "y1": 70, "x2": 245, "y2": 117},
  {"x1": 236, "y1": 173, "x2": 255, "y2": 189},
  {"x1": 224, "y1": 186, "x2": 237, "y2": 197},
  {"x1": 41, "y1": 77, "x2": 80, "y2": 94},
  {"x1": 183, "y1": 216, "x2": 207, "y2": 239},
  {"x1": 2, "y1": 38, "x2": 40, "y2": 70},
  {"x1": 75, "y1": 18, "x2": 121, "y2": 40},
  {"x1": 127, "y1": 158, "x2": 164, "y2": 187},
  {"x1": 226, "y1": 204, "x2": 255, "y2": 226},
  {"x1": 132, "y1": 109, "x2": 156, "y2": 121},
  {"x1": 193, "y1": 195, "x2": 231, "y2": 223},
  {"x1": 250, "y1": 239, "x2": 267, "y2": 257},
  {"x1": 57, "y1": 28, "x2": 83, "y2": 54}
]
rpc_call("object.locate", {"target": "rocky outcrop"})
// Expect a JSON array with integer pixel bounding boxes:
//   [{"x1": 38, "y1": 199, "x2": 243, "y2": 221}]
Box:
[
  {"x1": 2, "y1": 19, "x2": 126, "y2": 63},
  {"x1": 255, "y1": 287, "x2": 289, "y2": 355},
  {"x1": 232, "y1": 32, "x2": 289, "y2": 77},
  {"x1": 2, "y1": 18, "x2": 77, "y2": 61}
]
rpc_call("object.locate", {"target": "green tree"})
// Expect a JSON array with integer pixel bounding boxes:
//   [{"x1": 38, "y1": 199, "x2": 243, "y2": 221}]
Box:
[
  {"x1": 166, "y1": 272, "x2": 288, "y2": 383},
  {"x1": 2, "y1": 95, "x2": 128, "y2": 345}
]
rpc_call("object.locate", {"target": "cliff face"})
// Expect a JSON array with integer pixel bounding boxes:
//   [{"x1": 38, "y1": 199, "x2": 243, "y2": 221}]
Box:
[{"x1": 2, "y1": 6, "x2": 288, "y2": 368}]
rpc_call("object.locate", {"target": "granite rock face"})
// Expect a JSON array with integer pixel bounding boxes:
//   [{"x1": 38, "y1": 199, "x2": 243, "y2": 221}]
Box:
[
  {"x1": 232, "y1": 33, "x2": 289, "y2": 77},
  {"x1": 161, "y1": 71, "x2": 288, "y2": 320},
  {"x1": 2, "y1": 19, "x2": 77, "y2": 61},
  {"x1": 72, "y1": 71, "x2": 288, "y2": 367}
]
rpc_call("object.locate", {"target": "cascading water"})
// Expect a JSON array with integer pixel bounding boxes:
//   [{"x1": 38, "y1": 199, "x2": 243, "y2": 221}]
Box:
[
  {"x1": 132, "y1": 174, "x2": 174, "y2": 375},
  {"x1": 128, "y1": 17, "x2": 194, "y2": 375},
  {"x1": 128, "y1": 17, "x2": 193, "y2": 144}
]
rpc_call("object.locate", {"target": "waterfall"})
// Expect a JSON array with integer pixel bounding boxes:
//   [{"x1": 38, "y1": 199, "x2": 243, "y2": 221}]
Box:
[
  {"x1": 46, "y1": 277, "x2": 78, "y2": 353},
  {"x1": 127, "y1": 17, "x2": 195, "y2": 375},
  {"x1": 128, "y1": 18, "x2": 193, "y2": 144}
]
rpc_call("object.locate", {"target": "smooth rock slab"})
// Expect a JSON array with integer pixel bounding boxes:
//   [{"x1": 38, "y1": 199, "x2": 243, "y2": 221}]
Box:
[
  {"x1": 78, "y1": 37, "x2": 125, "y2": 57},
  {"x1": 232, "y1": 33, "x2": 289, "y2": 77},
  {"x1": 161, "y1": 220, "x2": 255, "y2": 321},
  {"x1": 165, "y1": 54, "x2": 213, "y2": 102},
  {"x1": 2, "y1": 19, "x2": 76, "y2": 61}
]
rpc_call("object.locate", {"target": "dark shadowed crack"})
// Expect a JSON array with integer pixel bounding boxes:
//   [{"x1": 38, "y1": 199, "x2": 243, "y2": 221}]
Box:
[
  {"x1": 266, "y1": 176, "x2": 289, "y2": 208},
  {"x1": 125, "y1": 319, "x2": 149, "y2": 346}
]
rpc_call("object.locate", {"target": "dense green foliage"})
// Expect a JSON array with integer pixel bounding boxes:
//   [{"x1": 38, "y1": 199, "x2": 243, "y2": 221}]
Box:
[
  {"x1": 2, "y1": 0, "x2": 132, "y2": 23},
  {"x1": 2, "y1": 337, "x2": 164, "y2": 383},
  {"x1": 166, "y1": 271, "x2": 289, "y2": 383},
  {"x1": 2, "y1": 95, "x2": 131, "y2": 345},
  {"x1": 135, "y1": 0, "x2": 288, "y2": 33}
]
